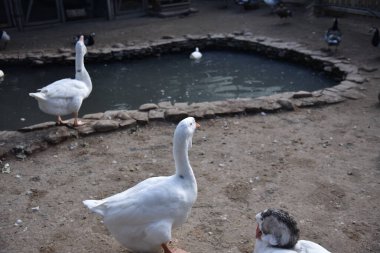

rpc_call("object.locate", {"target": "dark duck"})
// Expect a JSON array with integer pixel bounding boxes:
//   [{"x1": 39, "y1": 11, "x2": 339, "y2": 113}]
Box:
[
  {"x1": 273, "y1": 3, "x2": 292, "y2": 18},
  {"x1": 324, "y1": 18, "x2": 342, "y2": 51},
  {"x1": 371, "y1": 27, "x2": 379, "y2": 47},
  {"x1": 73, "y1": 33, "x2": 95, "y2": 46},
  {"x1": 234, "y1": 0, "x2": 260, "y2": 10}
]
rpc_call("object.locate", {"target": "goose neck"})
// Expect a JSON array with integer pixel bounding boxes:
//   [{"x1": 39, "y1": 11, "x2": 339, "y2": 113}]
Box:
[
  {"x1": 75, "y1": 53, "x2": 92, "y2": 94},
  {"x1": 173, "y1": 136, "x2": 194, "y2": 180}
]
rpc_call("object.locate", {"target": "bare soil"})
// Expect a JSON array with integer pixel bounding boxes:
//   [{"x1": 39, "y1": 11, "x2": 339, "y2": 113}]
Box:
[{"x1": 1, "y1": 1, "x2": 380, "y2": 253}]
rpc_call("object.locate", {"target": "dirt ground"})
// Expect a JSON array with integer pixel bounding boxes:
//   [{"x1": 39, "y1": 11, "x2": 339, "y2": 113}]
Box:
[{"x1": 1, "y1": 1, "x2": 380, "y2": 253}]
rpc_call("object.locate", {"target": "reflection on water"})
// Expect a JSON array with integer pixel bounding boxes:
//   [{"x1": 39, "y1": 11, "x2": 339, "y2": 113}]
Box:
[{"x1": 0, "y1": 51, "x2": 337, "y2": 130}]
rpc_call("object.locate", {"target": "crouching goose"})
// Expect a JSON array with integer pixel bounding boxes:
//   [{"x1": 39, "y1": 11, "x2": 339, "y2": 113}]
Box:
[
  {"x1": 254, "y1": 208, "x2": 331, "y2": 253},
  {"x1": 83, "y1": 117, "x2": 200, "y2": 253}
]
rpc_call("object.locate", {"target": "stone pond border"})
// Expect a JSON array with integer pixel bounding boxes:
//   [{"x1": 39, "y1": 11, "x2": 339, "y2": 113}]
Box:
[{"x1": 0, "y1": 33, "x2": 367, "y2": 159}]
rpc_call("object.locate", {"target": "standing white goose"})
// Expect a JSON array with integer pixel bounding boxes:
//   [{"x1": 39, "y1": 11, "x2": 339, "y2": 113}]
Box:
[
  {"x1": 254, "y1": 208, "x2": 331, "y2": 253},
  {"x1": 29, "y1": 36, "x2": 92, "y2": 126},
  {"x1": 83, "y1": 117, "x2": 200, "y2": 253},
  {"x1": 190, "y1": 47, "x2": 202, "y2": 60}
]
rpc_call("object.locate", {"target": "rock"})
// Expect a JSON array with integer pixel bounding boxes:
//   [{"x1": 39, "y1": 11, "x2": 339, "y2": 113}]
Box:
[
  {"x1": 44, "y1": 127, "x2": 77, "y2": 144},
  {"x1": 345, "y1": 73, "x2": 365, "y2": 84},
  {"x1": 19, "y1": 122, "x2": 57, "y2": 132},
  {"x1": 119, "y1": 119, "x2": 137, "y2": 128},
  {"x1": 277, "y1": 99, "x2": 294, "y2": 111},
  {"x1": 158, "y1": 101, "x2": 173, "y2": 109},
  {"x1": 164, "y1": 108, "x2": 188, "y2": 122},
  {"x1": 83, "y1": 112, "x2": 104, "y2": 120},
  {"x1": 161, "y1": 35, "x2": 175, "y2": 39},
  {"x1": 76, "y1": 124, "x2": 96, "y2": 136},
  {"x1": 292, "y1": 91, "x2": 313, "y2": 99},
  {"x1": 128, "y1": 111, "x2": 149, "y2": 124},
  {"x1": 358, "y1": 66, "x2": 378, "y2": 73},
  {"x1": 116, "y1": 111, "x2": 132, "y2": 120},
  {"x1": 139, "y1": 103, "x2": 158, "y2": 111},
  {"x1": 148, "y1": 109, "x2": 165, "y2": 121},
  {"x1": 93, "y1": 120, "x2": 120, "y2": 132},
  {"x1": 112, "y1": 43, "x2": 125, "y2": 48},
  {"x1": 340, "y1": 89, "x2": 365, "y2": 100}
]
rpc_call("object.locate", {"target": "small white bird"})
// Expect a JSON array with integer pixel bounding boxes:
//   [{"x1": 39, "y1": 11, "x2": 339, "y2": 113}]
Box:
[
  {"x1": 254, "y1": 208, "x2": 331, "y2": 253},
  {"x1": 0, "y1": 70, "x2": 4, "y2": 78},
  {"x1": 0, "y1": 30, "x2": 10, "y2": 50},
  {"x1": 83, "y1": 117, "x2": 200, "y2": 253},
  {"x1": 190, "y1": 47, "x2": 202, "y2": 60},
  {"x1": 29, "y1": 36, "x2": 92, "y2": 126}
]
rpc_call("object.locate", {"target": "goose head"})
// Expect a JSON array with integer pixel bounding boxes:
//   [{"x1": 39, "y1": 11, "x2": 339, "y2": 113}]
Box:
[
  {"x1": 174, "y1": 117, "x2": 200, "y2": 149},
  {"x1": 255, "y1": 208, "x2": 300, "y2": 249},
  {"x1": 75, "y1": 36, "x2": 87, "y2": 72}
]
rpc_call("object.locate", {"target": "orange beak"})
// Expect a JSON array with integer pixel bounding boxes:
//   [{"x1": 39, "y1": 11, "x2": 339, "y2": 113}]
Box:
[{"x1": 196, "y1": 122, "x2": 201, "y2": 129}]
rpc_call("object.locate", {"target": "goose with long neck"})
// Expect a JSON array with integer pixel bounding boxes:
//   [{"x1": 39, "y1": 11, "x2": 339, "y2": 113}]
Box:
[
  {"x1": 83, "y1": 117, "x2": 200, "y2": 253},
  {"x1": 29, "y1": 35, "x2": 92, "y2": 126}
]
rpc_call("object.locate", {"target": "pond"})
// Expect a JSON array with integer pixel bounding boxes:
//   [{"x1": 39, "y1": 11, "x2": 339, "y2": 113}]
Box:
[{"x1": 0, "y1": 50, "x2": 338, "y2": 130}]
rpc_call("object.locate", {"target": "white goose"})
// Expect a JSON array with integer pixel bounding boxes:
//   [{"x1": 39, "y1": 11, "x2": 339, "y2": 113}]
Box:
[
  {"x1": 254, "y1": 208, "x2": 331, "y2": 253},
  {"x1": 83, "y1": 117, "x2": 200, "y2": 253},
  {"x1": 190, "y1": 47, "x2": 202, "y2": 60},
  {"x1": 29, "y1": 36, "x2": 92, "y2": 126}
]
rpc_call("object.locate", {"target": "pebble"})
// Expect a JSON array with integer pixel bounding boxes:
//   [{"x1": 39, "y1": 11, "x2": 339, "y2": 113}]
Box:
[
  {"x1": 15, "y1": 219, "x2": 23, "y2": 226},
  {"x1": 31, "y1": 206, "x2": 40, "y2": 212},
  {"x1": 2, "y1": 163, "x2": 11, "y2": 174}
]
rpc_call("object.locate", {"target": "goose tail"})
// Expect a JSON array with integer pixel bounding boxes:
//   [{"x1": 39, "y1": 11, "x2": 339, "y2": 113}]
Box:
[
  {"x1": 29, "y1": 92, "x2": 47, "y2": 101},
  {"x1": 83, "y1": 199, "x2": 107, "y2": 216}
]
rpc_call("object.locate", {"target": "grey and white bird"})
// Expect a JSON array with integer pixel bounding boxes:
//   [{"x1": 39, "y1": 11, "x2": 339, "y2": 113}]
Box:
[
  {"x1": 0, "y1": 31, "x2": 10, "y2": 50},
  {"x1": 324, "y1": 18, "x2": 342, "y2": 51},
  {"x1": 83, "y1": 117, "x2": 200, "y2": 253},
  {"x1": 254, "y1": 208, "x2": 331, "y2": 253}
]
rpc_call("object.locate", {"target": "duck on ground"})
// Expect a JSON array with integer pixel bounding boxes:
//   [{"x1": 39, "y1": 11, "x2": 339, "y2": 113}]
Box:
[
  {"x1": 254, "y1": 208, "x2": 331, "y2": 253},
  {"x1": 73, "y1": 32, "x2": 95, "y2": 46},
  {"x1": 264, "y1": 0, "x2": 281, "y2": 11},
  {"x1": 0, "y1": 30, "x2": 10, "y2": 50},
  {"x1": 324, "y1": 18, "x2": 342, "y2": 52},
  {"x1": 190, "y1": 47, "x2": 202, "y2": 60},
  {"x1": 234, "y1": 0, "x2": 260, "y2": 10},
  {"x1": 273, "y1": 3, "x2": 292, "y2": 18},
  {"x1": 29, "y1": 36, "x2": 92, "y2": 127},
  {"x1": 83, "y1": 117, "x2": 200, "y2": 253}
]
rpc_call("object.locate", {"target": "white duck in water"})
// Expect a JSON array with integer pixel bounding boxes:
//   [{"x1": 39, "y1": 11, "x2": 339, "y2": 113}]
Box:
[
  {"x1": 254, "y1": 208, "x2": 331, "y2": 253},
  {"x1": 83, "y1": 117, "x2": 200, "y2": 253},
  {"x1": 29, "y1": 36, "x2": 92, "y2": 126},
  {"x1": 0, "y1": 31, "x2": 10, "y2": 50},
  {"x1": 190, "y1": 47, "x2": 202, "y2": 60}
]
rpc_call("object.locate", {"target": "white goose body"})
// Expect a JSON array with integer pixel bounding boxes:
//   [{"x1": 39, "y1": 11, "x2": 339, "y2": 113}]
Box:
[
  {"x1": 83, "y1": 117, "x2": 199, "y2": 253},
  {"x1": 29, "y1": 36, "x2": 92, "y2": 126},
  {"x1": 190, "y1": 47, "x2": 202, "y2": 60},
  {"x1": 254, "y1": 239, "x2": 331, "y2": 253}
]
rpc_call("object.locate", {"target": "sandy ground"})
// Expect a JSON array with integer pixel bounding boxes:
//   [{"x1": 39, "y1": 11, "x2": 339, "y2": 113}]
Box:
[{"x1": 1, "y1": 1, "x2": 380, "y2": 253}]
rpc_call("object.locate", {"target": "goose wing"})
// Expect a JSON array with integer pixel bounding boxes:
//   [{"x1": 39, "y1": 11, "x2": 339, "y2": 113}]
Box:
[{"x1": 39, "y1": 78, "x2": 88, "y2": 98}]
